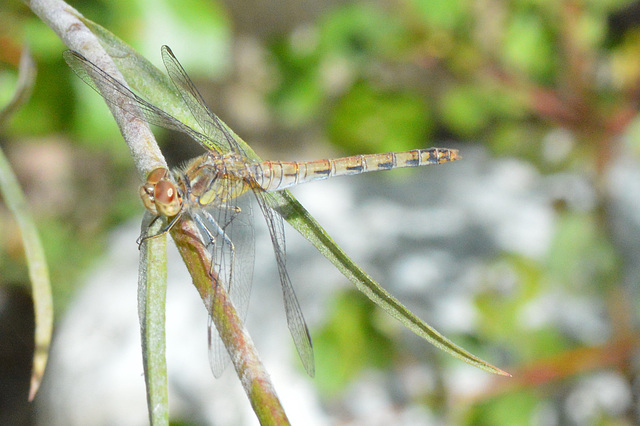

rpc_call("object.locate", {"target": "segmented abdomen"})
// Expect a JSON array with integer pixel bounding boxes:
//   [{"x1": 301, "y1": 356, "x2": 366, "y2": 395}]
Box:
[{"x1": 252, "y1": 148, "x2": 459, "y2": 192}]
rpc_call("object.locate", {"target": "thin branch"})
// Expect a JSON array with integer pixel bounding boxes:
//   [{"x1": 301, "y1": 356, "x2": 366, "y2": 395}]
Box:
[
  {"x1": 27, "y1": 0, "x2": 290, "y2": 422},
  {"x1": 0, "y1": 45, "x2": 52, "y2": 402},
  {"x1": 170, "y1": 218, "x2": 290, "y2": 425},
  {"x1": 26, "y1": 0, "x2": 166, "y2": 177},
  {"x1": 138, "y1": 215, "x2": 169, "y2": 425}
]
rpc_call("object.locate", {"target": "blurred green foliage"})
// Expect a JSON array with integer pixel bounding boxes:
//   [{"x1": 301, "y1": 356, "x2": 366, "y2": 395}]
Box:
[
  {"x1": 266, "y1": 0, "x2": 640, "y2": 423},
  {"x1": 2, "y1": 0, "x2": 640, "y2": 424},
  {"x1": 548, "y1": 211, "x2": 620, "y2": 291},
  {"x1": 314, "y1": 290, "x2": 394, "y2": 394},
  {"x1": 329, "y1": 81, "x2": 433, "y2": 152},
  {"x1": 467, "y1": 391, "x2": 540, "y2": 426}
]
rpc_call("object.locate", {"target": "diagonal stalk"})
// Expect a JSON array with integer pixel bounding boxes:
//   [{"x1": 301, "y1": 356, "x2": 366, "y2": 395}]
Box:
[
  {"x1": 138, "y1": 215, "x2": 169, "y2": 425},
  {"x1": 170, "y1": 216, "x2": 290, "y2": 425},
  {"x1": 26, "y1": 0, "x2": 290, "y2": 421}
]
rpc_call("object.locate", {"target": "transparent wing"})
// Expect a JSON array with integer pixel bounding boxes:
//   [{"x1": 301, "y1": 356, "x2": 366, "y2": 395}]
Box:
[
  {"x1": 254, "y1": 191, "x2": 315, "y2": 377},
  {"x1": 161, "y1": 45, "x2": 245, "y2": 156},
  {"x1": 63, "y1": 50, "x2": 227, "y2": 153},
  {"x1": 67, "y1": 48, "x2": 313, "y2": 375},
  {"x1": 178, "y1": 78, "x2": 315, "y2": 375},
  {"x1": 193, "y1": 190, "x2": 255, "y2": 377},
  {"x1": 161, "y1": 47, "x2": 313, "y2": 374}
]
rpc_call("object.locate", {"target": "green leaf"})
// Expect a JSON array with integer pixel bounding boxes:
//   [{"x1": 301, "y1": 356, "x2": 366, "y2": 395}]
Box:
[
  {"x1": 0, "y1": 47, "x2": 53, "y2": 401},
  {"x1": 273, "y1": 190, "x2": 509, "y2": 376},
  {"x1": 71, "y1": 18, "x2": 291, "y2": 424},
  {"x1": 79, "y1": 17, "x2": 508, "y2": 376},
  {"x1": 137, "y1": 214, "x2": 169, "y2": 425}
]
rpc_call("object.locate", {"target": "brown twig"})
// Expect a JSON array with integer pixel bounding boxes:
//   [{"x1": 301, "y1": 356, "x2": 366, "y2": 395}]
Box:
[{"x1": 170, "y1": 217, "x2": 290, "y2": 425}]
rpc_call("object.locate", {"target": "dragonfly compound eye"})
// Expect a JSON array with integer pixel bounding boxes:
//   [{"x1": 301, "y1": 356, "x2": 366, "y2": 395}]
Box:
[
  {"x1": 154, "y1": 180, "x2": 182, "y2": 217},
  {"x1": 146, "y1": 167, "x2": 169, "y2": 184},
  {"x1": 64, "y1": 45, "x2": 468, "y2": 378}
]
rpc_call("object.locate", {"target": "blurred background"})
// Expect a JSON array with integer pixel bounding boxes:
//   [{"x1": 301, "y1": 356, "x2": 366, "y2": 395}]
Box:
[{"x1": 2, "y1": 0, "x2": 640, "y2": 424}]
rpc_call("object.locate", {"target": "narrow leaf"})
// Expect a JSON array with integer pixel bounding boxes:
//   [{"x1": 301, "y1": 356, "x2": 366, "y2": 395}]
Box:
[
  {"x1": 64, "y1": 18, "x2": 291, "y2": 422},
  {"x1": 0, "y1": 47, "x2": 37, "y2": 126},
  {"x1": 138, "y1": 214, "x2": 169, "y2": 425},
  {"x1": 77, "y1": 17, "x2": 508, "y2": 376},
  {"x1": 0, "y1": 47, "x2": 55, "y2": 400},
  {"x1": 273, "y1": 191, "x2": 510, "y2": 376}
]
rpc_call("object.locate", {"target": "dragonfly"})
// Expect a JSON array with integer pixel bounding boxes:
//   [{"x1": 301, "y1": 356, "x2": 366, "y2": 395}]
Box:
[{"x1": 64, "y1": 45, "x2": 460, "y2": 378}]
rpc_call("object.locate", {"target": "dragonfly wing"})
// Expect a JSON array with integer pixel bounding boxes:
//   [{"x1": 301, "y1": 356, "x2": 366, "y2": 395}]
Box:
[
  {"x1": 207, "y1": 314, "x2": 228, "y2": 377},
  {"x1": 63, "y1": 50, "x2": 228, "y2": 154},
  {"x1": 161, "y1": 46, "x2": 242, "y2": 155},
  {"x1": 254, "y1": 190, "x2": 315, "y2": 377},
  {"x1": 194, "y1": 191, "x2": 255, "y2": 377}
]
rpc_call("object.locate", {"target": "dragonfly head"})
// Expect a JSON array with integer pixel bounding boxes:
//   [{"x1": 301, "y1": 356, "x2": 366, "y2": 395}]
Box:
[{"x1": 139, "y1": 168, "x2": 183, "y2": 217}]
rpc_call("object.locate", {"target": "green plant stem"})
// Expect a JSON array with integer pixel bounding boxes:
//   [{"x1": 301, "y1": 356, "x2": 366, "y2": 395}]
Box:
[
  {"x1": 170, "y1": 217, "x2": 290, "y2": 425},
  {"x1": 0, "y1": 146, "x2": 53, "y2": 401},
  {"x1": 26, "y1": 0, "x2": 166, "y2": 178},
  {"x1": 138, "y1": 215, "x2": 169, "y2": 425},
  {"x1": 0, "y1": 45, "x2": 53, "y2": 400}
]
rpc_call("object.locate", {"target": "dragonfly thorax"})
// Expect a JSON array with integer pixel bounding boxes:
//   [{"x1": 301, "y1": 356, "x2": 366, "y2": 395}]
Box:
[
  {"x1": 180, "y1": 153, "x2": 254, "y2": 208},
  {"x1": 67, "y1": 46, "x2": 469, "y2": 379}
]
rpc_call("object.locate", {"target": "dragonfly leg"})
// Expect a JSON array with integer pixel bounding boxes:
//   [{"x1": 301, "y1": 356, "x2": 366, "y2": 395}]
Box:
[
  {"x1": 194, "y1": 209, "x2": 238, "y2": 284},
  {"x1": 194, "y1": 205, "x2": 240, "y2": 249},
  {"x1": 218, "y1": 206, "x2": 242, "y2": 235},
  {"x1": 137, "y1": 210, "x2": 184, "y2": 248}
]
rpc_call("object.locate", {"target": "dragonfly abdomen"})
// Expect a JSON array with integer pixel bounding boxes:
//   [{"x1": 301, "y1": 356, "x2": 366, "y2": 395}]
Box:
[{"x1": 255, "y1": 148, "x2": 459, "y2": 192}]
